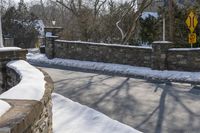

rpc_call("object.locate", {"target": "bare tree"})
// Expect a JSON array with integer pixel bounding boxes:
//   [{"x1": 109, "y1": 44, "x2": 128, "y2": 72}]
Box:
[
  {"x1": 116, "y1": 0, "x2": 153, "y2": 45},
  {"x1": 93, "y1": 0, "x2": 107, "y2": 16},
  {"x1": 56, "y1": 0, "x2": 80, "y2": 17},
  {"x1": 0, "y1": 0, "x2": 4, "y2": 47},
  {"x1": 55, "y1": 0, "x2": 107, "y2": 41}
]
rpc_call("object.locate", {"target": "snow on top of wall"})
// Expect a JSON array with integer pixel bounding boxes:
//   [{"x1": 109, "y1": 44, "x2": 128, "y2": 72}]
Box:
[
  {"x1": 27, "y1": 53, "x2": 200, "y2": 83},
  {"x1": 153, "y1": 41, "x2": 172, "y2": 44},
  {"x1": 56, "y1": 40, "x2": 152, "y2": 49},
  {"x1": 141, "y1": 12, "x2": 159, "y2": 19},
  {"x1": 0, "y1": 100, "x2": 11, "y2": 117},
  {"x1": 0, "y1": 60, "x2": 46, "y2": 101},
  {"x1": 0, "y1": 47, "x2": 21, "y2": 52},
  {"x1": 169, "y1": 48, "x2": 200, "y2": 51},
  {"x1": 52, "y1": 93, "x2": 141, "y2": 133}
]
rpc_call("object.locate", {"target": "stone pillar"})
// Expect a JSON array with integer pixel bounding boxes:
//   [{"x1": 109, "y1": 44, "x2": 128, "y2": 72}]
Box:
[
  {"x1": 45, "y1": 36, "x2": 58, "y2": 59},
  {"x1": 151, "y1": 41, "x2": 173, "y2": 70}
]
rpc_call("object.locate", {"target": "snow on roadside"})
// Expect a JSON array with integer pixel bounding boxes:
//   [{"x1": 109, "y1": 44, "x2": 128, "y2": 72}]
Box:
[
  {"x1": 0, "y1": 100, "x2": 11, "y2": 117},
  {"x1": 52, "y1": 93, "x2": 141, "y2": 133},
  {"x1": 0, "y1": 47, "x2": 21, "y2": 51},
  {"x1": 56, "y1": 40, "x2": 152, "y2": 49},
  {"x1": 0, "y1": 60, "x2": 46, "y2": 101},
  {"x1": 27, "y1": 53, "x2": 200, "y2": 83}
]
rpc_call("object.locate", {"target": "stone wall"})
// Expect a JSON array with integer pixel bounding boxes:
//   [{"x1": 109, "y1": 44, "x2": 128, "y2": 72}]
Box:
[
  {"x1": 0, "y1": 68, "x2": 53, "y2": 133},
  {"x1": 0, "y1": 49, "x2": 54, "y2": 133},
  {"x1": 45, "y1": 38, "x2": 200, "y2": 72},
  {"x1": 167, "y1": 48, "x2": 200, "y2": 71},
  {"x1": 0, "y1": 49, "x2": 27, "y2": 92},
  {"x1": 51, "y1": 40, "x2": 152, "y2": 67}
]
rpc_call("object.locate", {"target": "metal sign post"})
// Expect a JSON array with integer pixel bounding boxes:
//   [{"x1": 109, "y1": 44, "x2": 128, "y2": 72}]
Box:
[
  {"x1": 163, "y1": 16, "x2": 166, "y2": 41},
  {"x1": 186, "y1": 11, "x2": 198, "y2": 48}
]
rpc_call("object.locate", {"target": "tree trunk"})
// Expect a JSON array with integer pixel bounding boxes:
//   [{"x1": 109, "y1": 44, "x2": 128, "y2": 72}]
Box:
[
  {"x1": 0, "y1": 0, "x2": 3, "y2": 47},
  {"x1": 168, "y1": 0, "x2": 174, "y2": 41}
]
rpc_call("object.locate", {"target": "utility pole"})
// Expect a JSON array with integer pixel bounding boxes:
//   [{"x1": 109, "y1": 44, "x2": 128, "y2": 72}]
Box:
[
  {"x1": 0, "y1": 0, "x2": 3, "y2": 47},
  {"x1": 162, "y1": 0, "x2": 167, "y2": 41}
]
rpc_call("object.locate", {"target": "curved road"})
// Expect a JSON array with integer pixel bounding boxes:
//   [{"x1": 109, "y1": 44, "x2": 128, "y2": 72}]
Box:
[{"x1": 39, "y1": 66, "x2": 200, "y2": 133}]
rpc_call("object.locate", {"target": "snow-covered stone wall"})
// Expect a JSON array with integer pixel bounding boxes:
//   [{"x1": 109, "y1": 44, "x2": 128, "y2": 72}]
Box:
[
  {"x1": 0, "y1": 48, "x2": 27, "y2": 92},
  {"x1": 0, "y1": 49, "x2": 54, "y2": 133},
  {"x1": 47, "y1": 40, "x2": 152, "y2": 67},
  {"x1": 48, "y1": 40, "x2": 200, "y2": 72}
]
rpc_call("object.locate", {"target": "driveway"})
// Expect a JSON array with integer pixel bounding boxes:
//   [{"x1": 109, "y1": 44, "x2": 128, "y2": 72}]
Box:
[{"x1": 39, "y1": 66, "x2": 200, "y2": 133}]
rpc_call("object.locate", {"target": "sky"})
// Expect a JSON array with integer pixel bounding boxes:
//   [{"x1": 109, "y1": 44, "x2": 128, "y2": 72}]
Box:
[
  {"x1": 14, "y1": 0, "x2": 30, "y2": 3},
  {"x1": 14, "y1": 0, "x2": 31, "y2": 2}
]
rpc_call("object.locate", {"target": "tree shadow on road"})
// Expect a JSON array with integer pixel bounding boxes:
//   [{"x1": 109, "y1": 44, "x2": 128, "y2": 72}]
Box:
[
  {"x1": 49, "y1": 68, "x2": 200, "y2": 133},
  {"x1": 136, "y1": 82, "x2": 200, "y2": 133}
]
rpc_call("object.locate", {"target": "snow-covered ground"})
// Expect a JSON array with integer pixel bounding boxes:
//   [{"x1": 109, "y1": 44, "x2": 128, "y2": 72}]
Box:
[
  {"x1": 0, "y1": 60, "x2": 46, "y2": 101},
  {"x1": 52, "y1": 93, "x2": 141, "y2": 133},
  {"x1": 0, "y1": 100, "x2": 11, "y2": 117},
  {"x1": 0, "y1": 58, "x2": 141, "y2": 132},
  {"x1": 27, "y1": 53, "x2": 200, "y2": 83}
]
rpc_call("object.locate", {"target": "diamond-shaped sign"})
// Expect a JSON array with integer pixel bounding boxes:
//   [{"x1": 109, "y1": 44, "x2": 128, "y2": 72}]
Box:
[{"x1": 186, "y1": 11, "x2": 198, "y2": 33}]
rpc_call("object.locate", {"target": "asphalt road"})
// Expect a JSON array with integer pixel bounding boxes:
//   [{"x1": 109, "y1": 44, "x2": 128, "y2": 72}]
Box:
[{"x1": 39, "y1": 66, "x2": 200, "y2": 133}]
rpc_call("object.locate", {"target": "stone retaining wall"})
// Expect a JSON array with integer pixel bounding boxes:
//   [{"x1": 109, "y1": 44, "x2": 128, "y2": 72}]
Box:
[
  {"x1": 0, "y1": 68, "x2": 53, "y2": 133},
  {"x1": 0, "y1": 49, "x2": 27, "y2": 93},
  {"x1": 167, "y1": 48, "x2": 200, "y2": 71},
  {"x1": 50, "y1": 40, "x2": 152, "y2": 67},
  {"x1": 0, "y1": 49, "x2": 54, "y2": 133},
  {"x1": 45, "y1": 39, "x2": 200, "y2": 72}
]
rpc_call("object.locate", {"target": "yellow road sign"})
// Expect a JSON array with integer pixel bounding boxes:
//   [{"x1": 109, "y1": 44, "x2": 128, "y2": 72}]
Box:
[
  {"x1": 188, "y1": 33, "x2": 197, "y2": 44},
  {"x1": 186, "y1": 11, "x2": 198, "y2": 33}
]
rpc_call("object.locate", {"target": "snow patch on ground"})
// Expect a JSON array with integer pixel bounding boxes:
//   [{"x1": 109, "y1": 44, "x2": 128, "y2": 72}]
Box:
[
  {"x1": 0, "y1": 47, "x2": 21, "y2": 51},
  {"x1": 0, "y1": 100, "x2": 11, "y2": 117},
  {"x1": 52, "y1": 93, "x2": 141, "y2": 133},
  {"x1": 0, "y1": 60, "x2": 46, "y2": 101},
  {"x1": 27, "y1": 53, "x2": 200, "y2": 83}
]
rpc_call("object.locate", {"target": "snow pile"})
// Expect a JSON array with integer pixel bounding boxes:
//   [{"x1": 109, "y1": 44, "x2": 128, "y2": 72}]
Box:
[
  {"x1": 0, "y1": 60, "x2": 46, "y2": 101},
  {"x1": 0, "y1": 47, "x2": 21, "y2": 52},
  {"x1": 27, "y1": 53, "x2": 200, "y2": 83},
  {"x1": 0, "y1": 100, "x2": 11, "y2": 117},
  {"x1": 52, "y1": 93, "x2": 141, "y2": 133}
]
